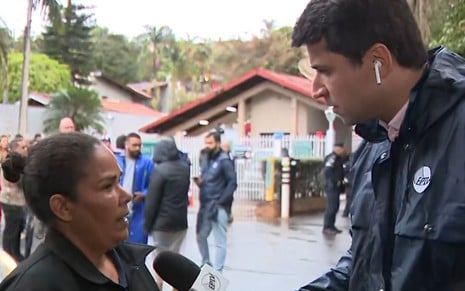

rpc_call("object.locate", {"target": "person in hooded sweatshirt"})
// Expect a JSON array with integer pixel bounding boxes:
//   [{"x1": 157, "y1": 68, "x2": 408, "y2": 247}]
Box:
[{"x1": 144, "y1": 138, "x2": 190, "y2": 290}]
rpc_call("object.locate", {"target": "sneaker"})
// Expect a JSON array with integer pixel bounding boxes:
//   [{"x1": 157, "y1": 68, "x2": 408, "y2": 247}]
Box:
[
  {"x1": 322, "y1": 228, "x2": 338, "y2": 235},
  {"x1": 322, "y1": 227, "x2": 342, "y2": 235},
  {"x1": 331, "y1": 227, "x2": 343, "y2": 233}
]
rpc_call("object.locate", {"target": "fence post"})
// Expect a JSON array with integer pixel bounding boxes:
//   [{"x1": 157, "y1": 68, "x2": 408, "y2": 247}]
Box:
[{"x1": 281, "y1": 156, "x2": 291, "y2": 218}]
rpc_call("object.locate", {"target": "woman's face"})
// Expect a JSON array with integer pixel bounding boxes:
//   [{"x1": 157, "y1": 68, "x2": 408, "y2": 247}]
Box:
[
  {"x1": 68, "y1": 144, "x2": 131, "y2": 250},
  {"x1": 0, "y1": 137, "x2": 8, "y2": 150}
]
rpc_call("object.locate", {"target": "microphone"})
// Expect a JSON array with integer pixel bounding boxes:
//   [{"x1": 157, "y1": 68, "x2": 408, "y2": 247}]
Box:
[{"x1": 153, "y1": 251, "x2": 229, "y2": 291}]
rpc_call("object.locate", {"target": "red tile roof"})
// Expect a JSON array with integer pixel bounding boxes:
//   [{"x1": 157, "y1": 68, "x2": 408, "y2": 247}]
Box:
[
  {"x1": 101, "y1": 99, "x2": 163, "y2": 116},
  {"x1": 139, "y1": 68, "x2": 315, "y2": 133},
  {"x1": 28, "y1": 92, "x2": 162, "y2": 117}
]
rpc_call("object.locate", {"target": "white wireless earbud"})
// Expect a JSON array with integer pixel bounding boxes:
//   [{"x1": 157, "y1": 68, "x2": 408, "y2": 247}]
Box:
[{"x1": 374, "y1": 60, "x2": 382, "y2": 85}]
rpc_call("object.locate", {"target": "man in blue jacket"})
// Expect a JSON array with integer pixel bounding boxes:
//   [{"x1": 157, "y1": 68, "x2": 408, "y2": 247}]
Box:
[
  {"x1": 117, "y1": 132, "x2": 154, "y2": 244},
  {"x1": 292, "y1": 0, "x2": 465, "y2": 290},
  {"x1": 195, "y1": 131, "x2": 237, "y2": 273}
]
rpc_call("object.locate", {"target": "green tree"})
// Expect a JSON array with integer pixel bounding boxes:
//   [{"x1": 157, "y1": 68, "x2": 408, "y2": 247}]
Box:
[
  {"x1": 44, "y1": 86, "x2": 104, "y2": 133},
  {"x1": 210, "y1": 22, "x2": 304, "y2": 82},
  {"x1": 0, "y1": 26, "x2": 12, "y2": 100},
  {"x1": 90, "y1": 27, "x2": 140, "y2": 84},
  {"x1": 7, "y1": 52, "x2": 70, "y2": 102},
  {"x1": 19, "y1": 0, "x2": 62, "y2": 134},
  {"x1": 430, "y1": 0, "x2": 465, "y2": 56},
  {"x1": 41, "y1": 2, "x2": 95, "y2": 84},
  {"x1": 144, "y1": 25, "x2": 174, "y2": 80}
]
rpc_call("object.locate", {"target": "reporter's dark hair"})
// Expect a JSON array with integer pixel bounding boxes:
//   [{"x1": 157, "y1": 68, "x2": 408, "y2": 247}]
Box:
[
  {"x1": 22, "y1": 133, "x2": 101, "y2": 226},
  {"x1": 292, "y1": 0, "x2": 427, "y2": 68}
]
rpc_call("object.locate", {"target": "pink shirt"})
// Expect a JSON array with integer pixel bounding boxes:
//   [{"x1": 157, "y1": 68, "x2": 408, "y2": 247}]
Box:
[{"x1": 379, "y1": 102, "x2": 409, "y2": 142}]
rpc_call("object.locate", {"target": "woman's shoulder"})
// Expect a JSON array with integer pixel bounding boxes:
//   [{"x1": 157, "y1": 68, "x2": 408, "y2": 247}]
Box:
[
  {"x1": 0, "y1": 246, "x2": 72, "y2": 290},
  {"x1": 115, "y1": 242, "x2": 155, "y2": 265}
]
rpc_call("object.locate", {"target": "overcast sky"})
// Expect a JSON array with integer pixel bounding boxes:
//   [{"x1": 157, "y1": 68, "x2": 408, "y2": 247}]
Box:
[{"x1": 0, "y1": 0, "x2": 309, "y2": 40}]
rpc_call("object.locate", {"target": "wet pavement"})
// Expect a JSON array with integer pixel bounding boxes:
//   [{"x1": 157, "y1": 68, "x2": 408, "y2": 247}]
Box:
[{"x1": 173, "y1": 208, "x2": 352, "y2": 290}]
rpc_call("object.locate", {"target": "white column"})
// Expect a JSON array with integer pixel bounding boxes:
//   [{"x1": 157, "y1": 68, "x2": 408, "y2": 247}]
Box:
[
  {"x1": 325, "y1": 106, "x2": 336, "y2": 156},
  {"x1": 281, "y1": 156, "x2": 291, "y2": 219}
]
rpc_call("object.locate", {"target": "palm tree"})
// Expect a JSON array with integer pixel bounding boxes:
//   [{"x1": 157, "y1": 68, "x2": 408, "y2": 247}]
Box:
[
  {"x1": 145, "y1": 25, "x2": 174, "y2": 80},
  {"x1": 43, "y1": 86, "x2": 105, "y2": 133},
  {"x1": 18, "y1": 0, "x2": 62, "y2": 135}
]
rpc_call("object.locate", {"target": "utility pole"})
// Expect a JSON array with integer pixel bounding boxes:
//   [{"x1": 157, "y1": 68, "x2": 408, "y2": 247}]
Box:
[{"x1": 18, "y1": 0, "x2": 33, "y2": 135}]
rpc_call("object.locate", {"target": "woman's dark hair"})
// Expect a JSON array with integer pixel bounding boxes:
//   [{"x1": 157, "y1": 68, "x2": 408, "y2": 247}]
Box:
[
  {"x1": 1, "y1": 152, "x2": 26, "y2": 183},
  {"x1": 19, "y1": 133, "x2": 101, "y2": 225}
]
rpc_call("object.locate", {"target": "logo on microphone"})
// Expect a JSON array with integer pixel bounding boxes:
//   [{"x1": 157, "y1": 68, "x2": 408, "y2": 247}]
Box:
[
  {"x1": 201, "y1": 273, "x2": 221, "y2": 291},
  {"x1": 413, "y1": 166, "x2": 431, "y2": 194}
]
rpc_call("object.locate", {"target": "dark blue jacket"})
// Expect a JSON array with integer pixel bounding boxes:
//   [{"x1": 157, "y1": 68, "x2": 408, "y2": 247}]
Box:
[
  {"x1": 300, "y1": 48, "x2": 465, "y2": 290},
  {"x1": 199, "y1": 150, "x2": 237, "y2": 218}
]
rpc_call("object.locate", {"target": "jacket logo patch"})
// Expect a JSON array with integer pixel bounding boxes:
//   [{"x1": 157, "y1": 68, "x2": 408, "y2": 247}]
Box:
[{"x1": 413, "y1": 166, "x2": 431, "y2": 193}]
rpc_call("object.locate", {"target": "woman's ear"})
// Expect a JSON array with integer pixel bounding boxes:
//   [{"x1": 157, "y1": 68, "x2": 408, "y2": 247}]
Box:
[{"x1": 49, "y1": 194, "x2": 74, "y2": 222}]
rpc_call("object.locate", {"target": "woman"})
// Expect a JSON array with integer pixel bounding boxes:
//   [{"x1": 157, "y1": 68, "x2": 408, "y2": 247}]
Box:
[
  {"x1": 0, "y1": 133, "x2": 159, "y2": 291},
  {"x1": 0, "y1": 134, "x2": 9, "y2": 222},
  {"x1": 0, "y1": 135, "x2": 8, "y2": 164},
  {"x1": 144, "y1": 138, "x2": 190, "y2": 290},
  {"x1": 1, "y1": 138, "x2": 28, "y2": 262}
]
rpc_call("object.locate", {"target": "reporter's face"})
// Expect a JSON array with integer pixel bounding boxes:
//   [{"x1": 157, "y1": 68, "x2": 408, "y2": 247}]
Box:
[{"x1": 306, "y1": 39, "x2": 381, "y2": 124}]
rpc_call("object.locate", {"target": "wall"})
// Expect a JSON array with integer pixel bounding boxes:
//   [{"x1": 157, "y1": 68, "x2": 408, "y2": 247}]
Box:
[
  {"x1": 89, "y1": 80, "x2": 133, "y2": 103},
  {"x1": 0, "y1": 104, "x2": 156, "y2": 140},
  {"x1": 0, "y1": 103, "x2": 46, "y2": 136},
  {"x1": 306, "y1": 106, "x2": 328, "y2": 134},
  {"x1": 248, "y1": 90, "x2": 293, "y2": 135}
]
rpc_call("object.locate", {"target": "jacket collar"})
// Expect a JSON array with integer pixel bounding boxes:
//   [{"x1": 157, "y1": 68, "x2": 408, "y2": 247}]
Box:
[
  {"x1": 356, "y1": 47, "x2": 465, "y2": 143},
  {"x1": 44, "y1": 228, "x2": 154, "y2": 285},
  {"x1": 401, "y1": 47, "x2": 465, "y2": 140}
]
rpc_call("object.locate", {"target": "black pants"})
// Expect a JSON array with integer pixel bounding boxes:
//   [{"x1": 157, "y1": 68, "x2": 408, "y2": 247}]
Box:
[
  {"x1": 342, "y1": 186, "x2": 352, "y2": 217},
  {"x1": 2, "y1": 204, "x2": 25, "y2": 262},
  {"x1": 323, "y1": 190, "x2": 340, "y2": 229},
  {"x1": 24, "y1": 210, "x2": 35, "y2": 258}
]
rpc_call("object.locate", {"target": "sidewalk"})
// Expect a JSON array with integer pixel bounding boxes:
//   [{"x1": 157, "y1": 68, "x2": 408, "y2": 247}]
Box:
[{"x1": 173, "y1": 208, "x2": 352, "y2": 290}]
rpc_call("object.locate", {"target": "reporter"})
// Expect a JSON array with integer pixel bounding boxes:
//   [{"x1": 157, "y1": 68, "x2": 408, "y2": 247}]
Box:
[{"x1": 0, "y1": 133, "x2": 159, "y2": 291}]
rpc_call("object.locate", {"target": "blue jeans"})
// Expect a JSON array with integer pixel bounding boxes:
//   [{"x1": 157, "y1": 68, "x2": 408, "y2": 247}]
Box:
[{"x1": 196, "y1": 207, "x2": 228, "y2": 272}]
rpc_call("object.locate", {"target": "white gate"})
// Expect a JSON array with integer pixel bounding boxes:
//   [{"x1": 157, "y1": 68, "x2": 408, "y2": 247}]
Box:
[{"x1": 177, "y1": 135, "x2": 325, "y2": 202}]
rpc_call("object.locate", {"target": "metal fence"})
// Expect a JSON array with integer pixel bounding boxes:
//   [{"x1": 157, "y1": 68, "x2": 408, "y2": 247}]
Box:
[{"x1": 174, "y1": 135, "x2": 325, "y2": 202}]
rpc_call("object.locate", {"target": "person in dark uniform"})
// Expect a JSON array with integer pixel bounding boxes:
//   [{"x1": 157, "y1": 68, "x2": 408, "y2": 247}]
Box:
[{"x1": 322, "y1": 143, "x2": 345, "y2": 235}]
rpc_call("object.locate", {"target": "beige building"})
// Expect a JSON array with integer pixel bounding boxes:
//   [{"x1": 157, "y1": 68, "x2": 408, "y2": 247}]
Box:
[
  {"x1": 89, "y1": 73, "x2": 153, "y2": 106},
  {"x1": 139, "y1": 68, "x2": 352, "y2": 147}
]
